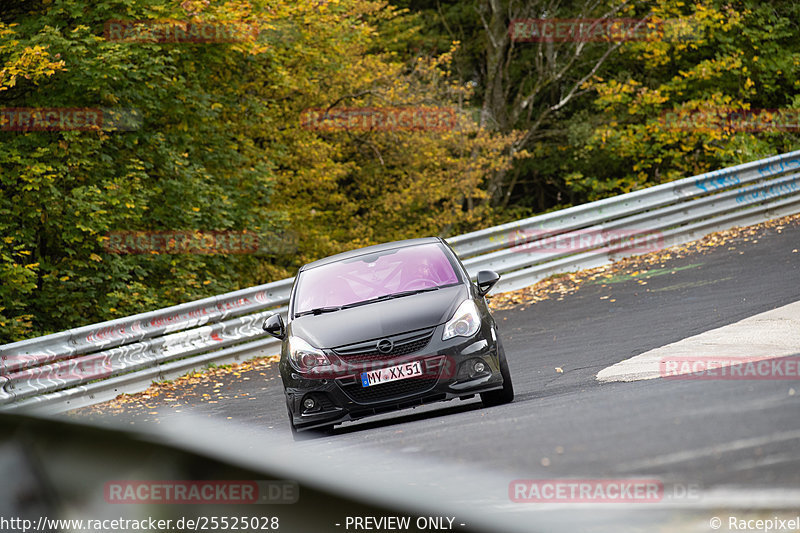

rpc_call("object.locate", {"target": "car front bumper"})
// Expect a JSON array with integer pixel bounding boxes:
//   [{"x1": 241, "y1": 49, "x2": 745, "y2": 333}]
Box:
[{"x1": 282, "y1": 325, "x2": 504, "y2": 431}]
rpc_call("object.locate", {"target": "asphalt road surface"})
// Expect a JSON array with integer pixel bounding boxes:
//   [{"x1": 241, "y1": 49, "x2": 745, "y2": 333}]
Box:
[{"x1": 75, "y1": 218, "x2": 800, "y2": 532}]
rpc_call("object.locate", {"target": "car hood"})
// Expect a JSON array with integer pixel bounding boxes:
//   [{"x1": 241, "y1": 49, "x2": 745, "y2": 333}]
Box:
[{"x1": 288, "y1": 285, "x2": 468, "y2": 349}]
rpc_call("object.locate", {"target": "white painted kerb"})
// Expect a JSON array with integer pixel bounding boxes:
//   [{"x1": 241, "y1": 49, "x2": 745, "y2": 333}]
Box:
[{"x1": 597, "y1": 300, "x2": 800, "y2": 382}]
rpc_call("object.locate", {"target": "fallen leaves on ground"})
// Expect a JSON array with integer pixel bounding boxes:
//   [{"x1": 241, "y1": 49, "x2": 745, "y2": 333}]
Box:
[
  {"x1": 486, "y1": 213, "x2": 800, "y2": 311},
  {"x1": 68, "y1": 355, "x2": 279, "y2": 420}
]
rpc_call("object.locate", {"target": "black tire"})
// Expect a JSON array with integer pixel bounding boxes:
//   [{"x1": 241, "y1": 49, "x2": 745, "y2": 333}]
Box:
[
  {"x1": 288, "y1": 409, "x2": 300, "y2": 439},
  {"x1": 481, "y1": 340, "x2": 514, "y2": 407}
]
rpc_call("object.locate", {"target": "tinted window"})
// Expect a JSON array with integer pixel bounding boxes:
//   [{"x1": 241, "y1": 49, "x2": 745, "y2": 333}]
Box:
[{"x1": 293, "y1": 243, "x2": 460, "y2": 315}]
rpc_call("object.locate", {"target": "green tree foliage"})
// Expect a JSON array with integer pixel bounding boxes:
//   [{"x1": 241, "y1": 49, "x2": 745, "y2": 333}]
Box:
[
  {"x1": 3, "y1": 0, "x2": 799, "y2": 343},
  {"x1": 393, "y1": 0, "x2": 800, "y2": 211},
  {"x1": 573, "y1": 0, "x2": 800, "y2": 198},
  {"x1": 0, "y1": 0, "x2": 519, "y2": 342}
]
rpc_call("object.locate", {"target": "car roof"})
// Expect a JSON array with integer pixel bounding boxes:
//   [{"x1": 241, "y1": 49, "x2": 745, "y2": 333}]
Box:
[{"x1": 299, "y1": 237, "x2": 447, "y2": 271}]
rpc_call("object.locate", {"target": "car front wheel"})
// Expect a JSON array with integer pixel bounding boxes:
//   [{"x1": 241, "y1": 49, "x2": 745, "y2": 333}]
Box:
[{"x1": 480, "y1": 340, "x2": 514, "y2": 407}]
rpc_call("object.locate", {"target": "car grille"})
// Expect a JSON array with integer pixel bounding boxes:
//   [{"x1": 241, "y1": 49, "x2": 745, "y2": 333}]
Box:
[
  {"x1": 343, "y1": 378, "x2": 438, "y2": 404},
  {"x1": 332, "y1": 327, "x2": 435, "y2": 364}
]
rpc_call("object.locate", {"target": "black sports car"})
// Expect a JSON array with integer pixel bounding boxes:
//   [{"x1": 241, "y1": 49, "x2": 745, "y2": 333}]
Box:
[{"x1": 262, "y1": 237, "x2": 514, "y2": 435}]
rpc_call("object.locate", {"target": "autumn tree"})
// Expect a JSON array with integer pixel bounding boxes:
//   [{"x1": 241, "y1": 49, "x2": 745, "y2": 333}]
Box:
[
  {"x1": 572, "y1": 0, "x2": 800, "y2": 198},
  {"x1": 0, "y1": 0, "x2": 520, "y2": 342}
]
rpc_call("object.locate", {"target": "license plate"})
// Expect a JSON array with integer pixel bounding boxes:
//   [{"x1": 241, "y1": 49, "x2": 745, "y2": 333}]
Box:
[{"x1": 361, "y1": 361, "x2": 423, "y2": 387}]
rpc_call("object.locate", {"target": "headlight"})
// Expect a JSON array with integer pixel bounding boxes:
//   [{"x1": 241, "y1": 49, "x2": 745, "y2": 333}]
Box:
[
  {"x1": 287, "y1": 336, "x2": 330, "y2": 372},
  {"x1": 442, "y1": 300, "x2": 481, "y2": 340}
]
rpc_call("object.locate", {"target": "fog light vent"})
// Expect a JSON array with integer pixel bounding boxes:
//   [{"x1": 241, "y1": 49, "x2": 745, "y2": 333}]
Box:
[
  {"x1": 468, "y1": 359, "x2": 488, "y2": 378},
  {"x1": 302, "y1": 397, "x2": 317, "y2": 411}
]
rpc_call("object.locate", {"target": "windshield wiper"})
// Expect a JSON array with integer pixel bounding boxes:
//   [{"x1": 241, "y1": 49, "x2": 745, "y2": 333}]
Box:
[
  {"x1": 340, "y1": 286, "x2": 441, "y2": 309},
  {"x1": 297, "y1": 287, "x2": 443, "y2": 316},
  {"x1": 385, "y1": 286, "x2": 441, "y2": 299},
  {"x1": 295, "y1": 306, "x2": 342, "y2": 317}
]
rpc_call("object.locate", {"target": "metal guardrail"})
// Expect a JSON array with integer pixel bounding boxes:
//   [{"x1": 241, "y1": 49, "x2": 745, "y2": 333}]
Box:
[{"x1": 2, "y1": 150, "x2": 800, "y2": 413}]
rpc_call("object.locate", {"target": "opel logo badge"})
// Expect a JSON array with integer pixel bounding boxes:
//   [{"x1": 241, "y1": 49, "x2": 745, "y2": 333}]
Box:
[{"x1": 376, "y1": 339, "x2": 394, "y2": 353}]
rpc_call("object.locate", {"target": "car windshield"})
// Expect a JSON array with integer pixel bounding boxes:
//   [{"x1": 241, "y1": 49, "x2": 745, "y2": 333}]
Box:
[{"x1": 293, "y1": 242, "x2": 460, "y2": 316}]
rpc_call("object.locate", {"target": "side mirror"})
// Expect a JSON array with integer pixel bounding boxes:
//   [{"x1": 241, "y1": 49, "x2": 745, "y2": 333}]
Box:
[
  {"x1": 476, "y1": 270, "x2": 500, "y2": 296},
  {"x1": 262, "y1": 314, "x2": 286, "y2": 340}
]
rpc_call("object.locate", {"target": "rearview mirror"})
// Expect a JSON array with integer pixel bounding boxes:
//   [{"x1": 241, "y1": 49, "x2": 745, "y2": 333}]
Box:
[
  {"x1": 262, "y1": 314, "x2": 286, "y2": 340},
  {"x1": 476, "y1": 270, "x2": 500, "y2": 296}
]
